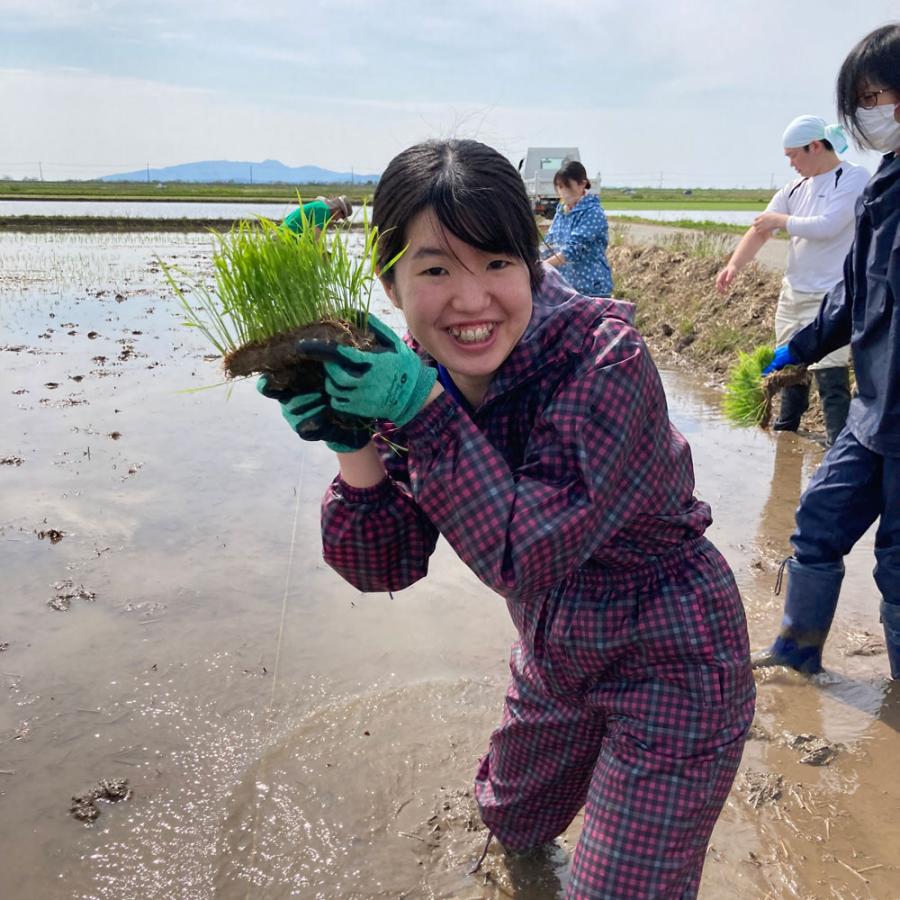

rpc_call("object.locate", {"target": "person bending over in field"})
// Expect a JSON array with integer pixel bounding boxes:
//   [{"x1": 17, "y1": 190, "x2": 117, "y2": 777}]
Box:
[{"x1": 281, "y1": 195, "x2": 352, "y2": 235}]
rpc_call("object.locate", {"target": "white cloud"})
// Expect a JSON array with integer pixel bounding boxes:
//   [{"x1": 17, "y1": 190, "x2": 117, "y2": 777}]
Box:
[{"x1": 1, "y1": 0, "x2": 895, "y2": 184}]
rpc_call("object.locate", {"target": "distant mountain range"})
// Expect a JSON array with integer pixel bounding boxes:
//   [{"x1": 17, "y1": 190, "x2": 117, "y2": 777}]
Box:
[{"x1": 101, "y1": 159, "x2": 380, "y2": 184}]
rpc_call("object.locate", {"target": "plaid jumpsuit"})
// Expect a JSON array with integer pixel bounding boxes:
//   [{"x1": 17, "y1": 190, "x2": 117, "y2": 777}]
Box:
[{"x1": 321, "y1": 267, "x2": 756, "y2": 898}]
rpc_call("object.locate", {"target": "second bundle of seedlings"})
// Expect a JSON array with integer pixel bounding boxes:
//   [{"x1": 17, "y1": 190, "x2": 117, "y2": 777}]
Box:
[{"x1": 722, "y1": 344, "x2": 809, "y2": 428}]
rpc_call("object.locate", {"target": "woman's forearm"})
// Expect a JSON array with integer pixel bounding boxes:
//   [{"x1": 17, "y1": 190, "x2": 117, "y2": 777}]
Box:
[{"x1": 336, "y1": 442, "x2": 387, "y2": 487}]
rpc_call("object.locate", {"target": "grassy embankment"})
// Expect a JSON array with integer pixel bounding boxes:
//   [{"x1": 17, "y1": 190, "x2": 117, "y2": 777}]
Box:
[
  {"x1": 0, "y1": 183, "x2": 771, "y2": 233},
  {"x1": 607, "y1": 229, "x2": 826, "y2": 437}
]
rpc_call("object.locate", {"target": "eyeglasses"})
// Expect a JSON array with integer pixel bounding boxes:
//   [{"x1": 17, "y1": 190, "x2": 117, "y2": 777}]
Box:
[{"x1": 858, "y1": 88, "x2": 891, "y2": 109}]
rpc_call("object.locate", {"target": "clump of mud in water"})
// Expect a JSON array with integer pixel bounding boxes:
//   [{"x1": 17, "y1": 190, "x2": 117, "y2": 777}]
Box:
[
  {"x1": 844, "y1": 630, "x2": 886, "y2": 657},
  {"x1": 739, "y1": 770, "x2": 784, "y2": 808},
  {"x1": 70, "y1": 778, "x2": 131, "y2": 822},
  {"x1": 782, "y1": 732, "x2": 840, "y2": 766},
  {"x1": 408, "y1": 786, "x2": 568, "y2": 895},
  {"x1": 222, "y1": 319, "x2": 374, "y2": 393},
  {"x1": 48, "y1": 580, "x2": 95, "y2": 612}
]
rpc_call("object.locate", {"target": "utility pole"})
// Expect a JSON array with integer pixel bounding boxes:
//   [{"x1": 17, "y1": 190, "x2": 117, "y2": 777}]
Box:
[
  {"x1": 351, "y1": 167, "x2": 354, "y2": 185},
  {"x1": 38, "y1": 161, "x2": 44, "y2": 181},
  {"x1": 146, "y1": 162, "x2": 150, "y2": 184},
  {"x1": 249, "y1": 164, "x2": 253, "y2": 185},
  {"x1": 769, "y1": 172, "x2": 775, "y2": 190},
  {"x1": 658, "y1": 171, "x2": 663, "y2": 189}
]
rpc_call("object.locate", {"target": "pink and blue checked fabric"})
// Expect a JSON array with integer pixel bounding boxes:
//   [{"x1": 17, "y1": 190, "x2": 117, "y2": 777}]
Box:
[{"x1": 321, "y1": 267, "x2": 755, "y2": 897}]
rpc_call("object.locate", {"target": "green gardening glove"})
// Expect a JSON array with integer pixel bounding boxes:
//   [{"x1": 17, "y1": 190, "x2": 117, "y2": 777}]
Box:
[
  {"x1": 294, "y1": 314, "x2": 437, "y2": 427},
  {"x1": 256, "y1": 376, "x2": 371, "y2": 453}
]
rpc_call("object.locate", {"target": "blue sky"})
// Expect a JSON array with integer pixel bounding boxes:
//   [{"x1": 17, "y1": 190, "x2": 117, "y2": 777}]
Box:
[{"x1": 1, "y1": 0, "x2": 895, "y2": 186}]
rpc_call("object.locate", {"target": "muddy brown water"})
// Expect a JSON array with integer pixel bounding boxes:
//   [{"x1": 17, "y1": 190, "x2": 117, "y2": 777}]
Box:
[{"x1": 1, "y1": 232, "x2": 898, "y2": 899}]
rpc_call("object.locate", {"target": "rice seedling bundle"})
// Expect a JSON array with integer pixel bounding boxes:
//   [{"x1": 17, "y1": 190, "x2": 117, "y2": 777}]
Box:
[
  {"x1": 164, "y1": 205, "x2": 400, "y2": 394},
  {"x1": 722, "y1": 344, "x2": 809, "y2": 428}
]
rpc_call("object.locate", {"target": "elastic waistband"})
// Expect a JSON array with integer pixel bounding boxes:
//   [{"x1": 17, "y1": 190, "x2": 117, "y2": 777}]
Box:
[{"x1": 574, "y1": 536, "x2": 714, "y2": 590}]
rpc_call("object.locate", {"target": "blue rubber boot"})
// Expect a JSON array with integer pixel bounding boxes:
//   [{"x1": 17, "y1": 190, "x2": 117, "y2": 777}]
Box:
[
  {"x1": 752, "y1": 558, "x2": 842, "y2": 674},
  {"x1": 881, "y1": 601, "x2": 900, "y2": 680}
]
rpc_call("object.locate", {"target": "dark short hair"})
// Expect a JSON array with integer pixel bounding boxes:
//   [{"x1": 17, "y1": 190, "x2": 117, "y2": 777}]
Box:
[
  {"x1": 803, "y1": 139, "x2": 835, "y2": 152},
  {"x1": 373, "y1": 139, "x2": 542, "y2": 290},
  {"x1": 553, "y1": 160, "x2": 591, "y2": 191},
  {"x1": 837, "y1": 23, "x2": 900, "y2": 145}
]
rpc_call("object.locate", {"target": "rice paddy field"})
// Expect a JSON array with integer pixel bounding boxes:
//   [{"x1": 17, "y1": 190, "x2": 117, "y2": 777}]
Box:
[
  {"x1": 1, "y1": 230, "x2": 898, "y2": 899},
  {"x1": 0, "y1": 182, "x2": 771, "y2": 205}
]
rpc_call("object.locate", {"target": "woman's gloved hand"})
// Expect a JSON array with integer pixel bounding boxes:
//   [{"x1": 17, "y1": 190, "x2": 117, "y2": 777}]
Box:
[
  {"x1": 256, "y1": 376, "x2": 371, "y2": 453},
  {"x1": 762, "y1": 345, "x2": 798, "y2": 375},
  {"x1": 295, "y1": 314, "x2": 437, "y2": 426}
]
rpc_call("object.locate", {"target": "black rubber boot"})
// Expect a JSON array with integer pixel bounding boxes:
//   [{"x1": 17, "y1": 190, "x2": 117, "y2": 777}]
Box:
[
  {"x1": 752, "y1": 558, "x2": 842, "y2": 674},
  {"x1": 773, "y1": 382, "x2": 810, "y2": 432},
  {"x1": 814, "y1": 367, "x2": 851, "y2": 447}
]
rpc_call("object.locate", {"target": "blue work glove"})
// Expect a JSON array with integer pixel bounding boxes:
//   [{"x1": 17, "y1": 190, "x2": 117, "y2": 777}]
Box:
[
  {"x1": 762, "y1": 345, "x2": 798, "y2": 375},
  {"x1": 295, "y1": 314, "x2": 437, "y2": 427},
  {"x1": 256, "y1": 376, "x2": 371, "y2": 453}
]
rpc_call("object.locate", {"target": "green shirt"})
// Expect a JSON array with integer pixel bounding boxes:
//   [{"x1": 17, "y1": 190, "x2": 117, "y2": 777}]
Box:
[{"x1": 281, "y1": 200, "x2": 331, "y2": 234}]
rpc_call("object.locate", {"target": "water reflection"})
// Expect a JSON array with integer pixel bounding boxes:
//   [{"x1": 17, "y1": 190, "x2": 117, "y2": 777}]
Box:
[{"x1": 753, "y1": 432, "x2": 810, "y2": 562}]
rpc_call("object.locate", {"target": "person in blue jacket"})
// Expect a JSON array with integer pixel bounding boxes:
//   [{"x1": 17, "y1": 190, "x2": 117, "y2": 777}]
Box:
[
  {"x1": 543, "y1": 161, "x2": 613, "y2": 297},
  {"x1": 754, "y1": 23, "x2": 900, "y2": 680}
]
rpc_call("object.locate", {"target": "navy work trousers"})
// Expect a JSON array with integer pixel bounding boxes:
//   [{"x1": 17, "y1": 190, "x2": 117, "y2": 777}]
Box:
[{"x1": 792, "y1": 429, "x2": 900, "y2": 605}]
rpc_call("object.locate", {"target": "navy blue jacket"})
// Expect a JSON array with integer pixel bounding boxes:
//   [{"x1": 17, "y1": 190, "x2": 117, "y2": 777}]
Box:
[{"x1": 789, "y1": 154, "x2": 900, "y2": 457}]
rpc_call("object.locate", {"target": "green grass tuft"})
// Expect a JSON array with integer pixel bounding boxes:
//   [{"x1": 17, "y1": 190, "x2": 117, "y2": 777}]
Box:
[
  {"x1": 660, "y1": 230, "x2": 735, "y2": 259},
  {"x1": 722, "y1": 344, "x2": 775, "y2": 426}
]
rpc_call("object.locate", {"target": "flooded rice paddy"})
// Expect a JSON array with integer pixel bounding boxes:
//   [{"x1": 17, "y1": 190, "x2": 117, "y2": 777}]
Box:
[
  {"x1": 1, "y1": 232, "x2": 898, "y2": 899},
  {"x1": 0, "y1": 200, "x2": 760, "y2": 227}
]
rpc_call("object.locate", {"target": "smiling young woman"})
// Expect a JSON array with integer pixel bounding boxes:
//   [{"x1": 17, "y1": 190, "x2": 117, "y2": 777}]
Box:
[{"x1": 259, "y1": 138, "x2": 755, "y2": 899}]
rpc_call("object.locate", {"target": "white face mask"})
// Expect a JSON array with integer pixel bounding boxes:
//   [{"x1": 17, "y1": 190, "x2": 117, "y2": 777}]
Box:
[{"x1": 856, "y1": 103, "x2": 900, "y2": 153}]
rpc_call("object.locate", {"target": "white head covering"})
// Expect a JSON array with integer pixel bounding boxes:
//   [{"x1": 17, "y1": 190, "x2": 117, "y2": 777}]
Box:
[
  {"x1": 782, "y1": 115, "x2": 849, "y2": 153},
  {"x1": 334, "y1": 196, "x2": 353, "y2": 218}
]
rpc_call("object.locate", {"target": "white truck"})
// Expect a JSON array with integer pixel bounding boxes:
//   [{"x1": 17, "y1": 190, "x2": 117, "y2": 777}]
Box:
[{"x1": 517, "y1": 147, "x2": 599, "y2": 218}]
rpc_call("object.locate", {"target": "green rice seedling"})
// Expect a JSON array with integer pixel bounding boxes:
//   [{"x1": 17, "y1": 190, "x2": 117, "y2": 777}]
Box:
[
  {"x1": 722, "y1": 344, "x2": 775, "y2": 427},
  {"x1": 163, "y1": 204, "x2": 402, "y2": 393}
]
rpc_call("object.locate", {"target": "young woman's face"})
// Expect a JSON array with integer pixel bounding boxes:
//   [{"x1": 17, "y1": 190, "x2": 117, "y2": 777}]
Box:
[
  {"x1": 381, "y1": 209, "x2": 533, "y2": 399},
  {"x1": 555, "y1": 178, "x2": 587, "y2": 209}
]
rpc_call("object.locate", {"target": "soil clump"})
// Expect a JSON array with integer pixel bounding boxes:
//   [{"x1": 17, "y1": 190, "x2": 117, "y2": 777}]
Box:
[
  {"x1": 70, "y1": 778, "x2": 131, "y2": 822},
  {"x1": 781, "y1": 731, "x2": 840, "y2": 766},
  {"x1": 48, "y1": 580, "x2": 95, "y2": 612},
  {"x1": 223, "y1": 319, "x2": 374, "y2": 393}
]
